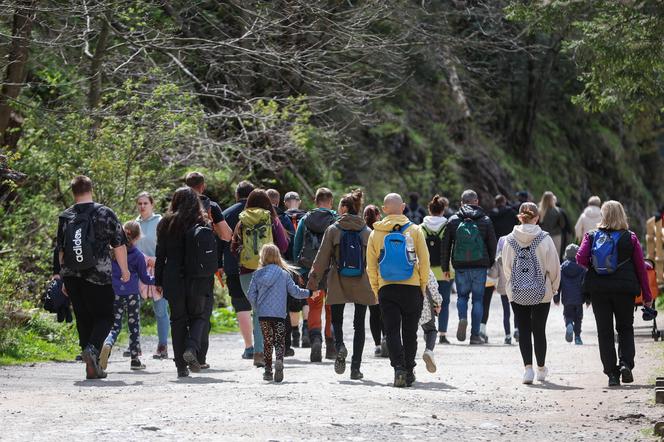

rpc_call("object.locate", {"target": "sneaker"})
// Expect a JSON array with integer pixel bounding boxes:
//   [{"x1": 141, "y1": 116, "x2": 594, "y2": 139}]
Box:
[
  {"x1": 274, "y1": 360, "x2": 284, "y2": 383},
  {"x1": 565, "y1": 324, "x2": 573, "y2": 343},
  {"x1": 177, "y1": 367, "x2": 190, "y2": 378},
  {"x1": 199, "y1": 363, "x2": 210, "y2": 370},
  {"x1": 310, "y1": 337, "x2": 322, "y2": 363},
  {"x1": 479, "y1": 332, "x2": 489, "y2": 344},
  {"x1": 350, "y1": 369, "x2": 364, "y2": 380},
  {"x1": 504, "y1": 336, "x2": 512, "y2": 345},
  {"x1": 394, "y1": 370, "x2": 407, "y2": 388},
  {"x1": 522, "y1": 367, "x2": 535, "y2": 384},
  {"x1": 183, "y1": 348, "x2": 201, "y2": 373},
  {"x1": 536, "y1": 366, "x2": 548, "y2": 382},
  {"x1": 292, "y1": 329, "x2": 300, "y2": 348},
  {"x1": 608, "y1": 371, "x2": 621, "y2": 387},
  {"x1": 457, "y1": 319, "x2": 468, "y2": 342},
  {"x1": 334, "y1": 344, "x2": 348, "y2": 375},
  {"x1": 99, "y1": 343, "x2": 112, "y2": 370},
  {"x1": 469, "y1": 335, "x2": 485, "y2": 345},
  {"x1": 406, "y1": 370, "x2": 416, "y2": 387},
  {"x1": 253, "y1": 352, "x2": 265, "y2": 368},
  {"x1": 574, "y1": 336, "x2": 583, "y2": 345},
  {"x1": 242, "y1": 347, "x2": 254, "y2": 360},
  {"x1": 620, "y1": 365, "x2": 634, "y2": 384},
  {"x1": 153, "y1": 344, "x2": 168, "y2": 360},
  {"x1": 130, "y1": 358, "x2": 146, "y2": 371},
  {"x1": 82, "y1": 345, "x2": 105, "y2": 380},
  {"x1": 514, "y1": 329, "x2": 520, "y2": 342},
  {"x1": 374, "y1": 345, "x2": 381, "y2": 357},
  {"x1": 263, "y1": 370, "x2": 273, "y2": 381},
  {"x1": 380, "y1": 337, "x2": 389, "y2": 358},
  {"x1": 439, "y1": 335, "x2": 450, "y2": 345},
  {"x1": 285, "y1": 348, "x2": 295, "y2": 357},
  {"x1": 423, "y1": 349, "x2": 436, "y2": 373},
  {"x1": 325, "y1": 337, "x2": 337, "y2": 360}
]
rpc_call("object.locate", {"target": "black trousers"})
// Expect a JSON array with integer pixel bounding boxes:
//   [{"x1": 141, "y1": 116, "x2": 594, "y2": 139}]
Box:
[
  {"x1": 481, "y1": 286, "x2": 495, "y2": 324},
  {"x1": 379, "y1": 285, "x2": 423, "y2": 372},
  {"x1": 511, "y1": 302, "x2": 550, "y2": 367},
  {"x1": 331, "y1": 303, "x2": 368, "y2": 370},
  {"x1": 63, "y1": 277, "x2": 115, "y2": 353},
  {"x1": 592, "y1": 292, "x2": 635, "y2": 375},
  {"x1": 198, "y1": 293, "x2": 215, "y2": 364},
  {"x1": 166, "y1": 281, "x2": 211, "y2": 369},
  {"x1": 369, "y1": 304, "x2": 383, "y2": 346}
]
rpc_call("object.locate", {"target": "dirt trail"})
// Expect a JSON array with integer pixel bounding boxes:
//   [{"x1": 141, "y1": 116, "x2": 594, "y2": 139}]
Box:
[{"x1": 0, "y1": 296, "x2": 662, "y2": 441}]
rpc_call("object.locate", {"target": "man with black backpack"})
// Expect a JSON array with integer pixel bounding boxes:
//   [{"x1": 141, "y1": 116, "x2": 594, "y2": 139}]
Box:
[
  {"x1": 293, "y1": 187, "x2": 337, "y2": 362},
  {"x1": 441, "y1": 189, "x2": 497, "y2": 345},
  {"x1": 56, "y1": 175, "x2": 130, "y2": 380}
]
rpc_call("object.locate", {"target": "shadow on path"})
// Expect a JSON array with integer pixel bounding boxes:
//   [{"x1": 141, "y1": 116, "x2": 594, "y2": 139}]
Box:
[
  {"x1": 73, "y1": 380, "x2": 144, "y2": 387},
  {"x1": 170, "y1": 376, "x2": 237, "y2": 385},
  {"x1": 528, "y1": 381, "x2": 583, "y2": 391}
]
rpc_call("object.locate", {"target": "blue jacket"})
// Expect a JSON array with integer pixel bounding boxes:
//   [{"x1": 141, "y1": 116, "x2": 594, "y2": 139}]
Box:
[
  {"x1": 112, "y1": 245, "x2": 155, "y2": 296},
  {"x1": 246, "y1": 264, "x2": 310, "y2": 318},
  {"x1": 555, "y1": 258, "x2": 586, "y2": 305}
]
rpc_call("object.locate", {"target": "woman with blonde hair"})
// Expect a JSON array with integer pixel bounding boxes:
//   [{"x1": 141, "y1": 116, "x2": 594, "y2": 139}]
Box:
[
  {"x1": 577, "y1": 200, "x2": 652, "y2": 387},
  {"x1": 538, "y1": 191, "x2": 565, "y2": 256},
  {"x1": 246, "y1": 244, "x2": 315, "y2": 382},
  {"x1": 502, "y1": 202, "x2": 560, "y2": 384}
]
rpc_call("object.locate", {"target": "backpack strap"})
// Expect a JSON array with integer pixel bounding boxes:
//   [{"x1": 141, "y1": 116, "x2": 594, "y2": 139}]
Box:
[{"x1": 392, "y1": 222, "x2": 412, "y2": 233}]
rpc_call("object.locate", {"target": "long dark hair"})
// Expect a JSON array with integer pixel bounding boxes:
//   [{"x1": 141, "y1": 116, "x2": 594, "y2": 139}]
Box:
[
  {"x1": 245, "y1": 189, "x2": 278, "y2": 219},
  {"x1": 157, "y1": 187, "x2": 207, "y2": 238}
]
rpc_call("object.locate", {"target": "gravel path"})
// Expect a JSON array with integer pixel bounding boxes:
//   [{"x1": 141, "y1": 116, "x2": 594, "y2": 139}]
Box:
[{"x1": 0, "y1": 295, "x2": 661, "y2": 441}]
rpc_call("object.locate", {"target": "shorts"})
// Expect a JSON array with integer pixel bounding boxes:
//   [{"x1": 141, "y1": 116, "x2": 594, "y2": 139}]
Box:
[
  {"x1": 288, "y1": 296, "x2": 307, "y2": 313},
  {"x1": 226, "y1": 273, "x2": 252, "y2": 313}
]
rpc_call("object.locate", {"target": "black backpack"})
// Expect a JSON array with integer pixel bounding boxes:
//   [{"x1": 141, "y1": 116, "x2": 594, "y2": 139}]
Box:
[
  {"x1": 185, "y1": 224, "x2": 219, "y2": 278},
  {"x1": 60, "y1": 203, "x2": 100, "y2": 271},
  {"x1": 421, "y1": 224, "x2": 446, "y2": 267},
  {"x1": 297, "y1": 210, "x2": 336, "y2": 268}
]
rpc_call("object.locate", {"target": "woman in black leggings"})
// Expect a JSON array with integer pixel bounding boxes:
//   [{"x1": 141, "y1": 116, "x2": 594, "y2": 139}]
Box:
[
  {"x1": 363, "y1": 205, "x2": 388, "y2": 357},
  {"x1": 501, "y1": 202, "x2": 561, "y2": 384}
]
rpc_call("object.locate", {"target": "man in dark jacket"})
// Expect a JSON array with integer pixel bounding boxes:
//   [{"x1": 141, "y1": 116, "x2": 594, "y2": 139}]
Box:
[
  {"x1": 489, "y1": 194, "x2": 518, "y2": 239},
  {"x1": 441, "y1": 189, "x2": 497, "y2": 345}
]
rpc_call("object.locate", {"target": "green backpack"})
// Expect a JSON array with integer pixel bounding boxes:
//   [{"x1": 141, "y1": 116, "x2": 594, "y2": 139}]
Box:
[
  {"x1": 239, "y1": 208, "x2": 273, "y2": 270},
  {"x1": 453, "y1": 218, "x2": 485, "y2": 264}
]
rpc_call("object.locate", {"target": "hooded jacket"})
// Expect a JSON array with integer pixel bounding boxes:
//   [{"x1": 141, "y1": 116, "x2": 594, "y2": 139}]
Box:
[
  {"x1": 575, "y1": 205, "x2": 602, "y2": 242},
  {"x1": 246, "y1": 264, "x2": 311, "y2": 318},
  {"x1": 501, "y1": 224, "x2": 561, "y2": 303},
  {"x1": 135, "y1": 214, "x2": 162, "y2": 258},
  {"x1": 441, "y1": 205, "x2": 497, "y2": 271},
  {"x1": 306, "y1": 214, "x2": 376, "y2": 305},
  {"x1": 112, "y1": 245, "x2": 155, "y2": 296},
  {"x1": 366, "y1": 214, "x2": 430, "y2": 295},
  {"x1": 555, "y1": 258, "x2": 587, "y2": 305}
]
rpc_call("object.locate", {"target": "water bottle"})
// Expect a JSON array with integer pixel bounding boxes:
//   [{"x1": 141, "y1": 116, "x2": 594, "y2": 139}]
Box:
[{"x1": 405, "y1": 232, "x2": 416, "y2": 263}]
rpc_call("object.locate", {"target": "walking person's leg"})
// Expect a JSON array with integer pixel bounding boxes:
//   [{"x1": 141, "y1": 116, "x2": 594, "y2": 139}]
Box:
[
  {"x1": 401, "y1": 287, "x2": 424, "y2": 385},
  {"x1": 153, "y1": 297, "x2": 170, "y2": 358},
  {"x1": 87, "y1": 281, "x2": 116, "y2": 354},
  {"x1": 379, "y1": 286, "x2": 406, "y2": 386},
  {"x1": 592, "y1": 293, "x2": 619, "y2": 378},
  {"x1": 227, "y1": 274, "x2": 254, "y2": 357},
  {"x1": 531, "y1": 302, "x2": 551, "y2": 378},
  {"x1": 100, "y1": 294, "x2": 125, "y2": 370},
  {"x1": 613, "y1": 293, "x2": 636, "y2": 381},
  {"x1": 500, "y1": 295, "x2": 512, "y2": 341},
  {"x1": 512, "y1": 302, "x2": 535, "y2": 383},
  {"x1": 273, "y1": 319, "x2": 287, "y2": 382},
  {"x1": 330, "y1": 303, "x2": 348, "y2": 374},
  {"x1": 455, "y1": 270, "x2": 471, "y2": 342},
  {"x1": 127, "y1": 294, "x2": 145, "y2": 370},
  {"x1": 166, "y1": 292, "x2": 188, "y2": 374},
  {"x1": 64, "y1": 277, "x2": 91, "y2": 352},
  {"x1": 260, "y1": 320, "x2": 274, "y2": 379},
  {"x1": 306, "y1": 290, "x2": 324, "y2": 361},
  {"x1": 369, "y1": 304, "x2": 382, "y2": 347},
  {"x1": 469, "y1": 269, "x2": 487, "y2": 342},
  {"x1": 480, "y1": 285, "x2": 494, "y2": 342},
  {"x1": 324, "y1": 301, "x2": 336, "y2": 360},
  {"x1": 438, "y1": 280, "x2": 452, "y2": 342},
  {"x1": 198, "y1": 293, "x2": 214, "y2": 366},
  {"x1": 351, "y1": 304, "x2": 367, "y2": 376},
  {"x1": 563, "y1": 304, "x2": 575, "y2": 342}
]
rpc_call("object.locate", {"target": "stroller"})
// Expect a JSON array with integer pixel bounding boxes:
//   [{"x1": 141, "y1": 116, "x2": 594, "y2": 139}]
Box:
[{"x1": 635, "y1": 259, "x2": 662, "y2": 341}]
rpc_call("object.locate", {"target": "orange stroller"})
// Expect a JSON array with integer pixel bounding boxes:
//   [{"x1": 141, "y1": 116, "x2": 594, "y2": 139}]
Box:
[{"x1": 636, "y1": 259, "x2": 662, "y2": 341}]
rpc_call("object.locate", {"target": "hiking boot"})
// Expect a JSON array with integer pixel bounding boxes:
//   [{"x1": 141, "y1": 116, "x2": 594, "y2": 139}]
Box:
[
  {"x1": 575, "y1": 336, "x2": 583, "y2": 345},
  {"x1": 504, "y1": 336, "x2": 512, "y2": 345},
  {"x1": 536, "y1": 366, "x2": 548, "y2": 382},
  {"x1": 82, "y1": 345, "x2": 105, "y2": 380},
  {"x1": 292, "y1": 329, "x2": 301, "y2": 348},
  {"x1": 350, "y1": 369, "x2": 364, "y2": 380},
  {"x1": 374, "y1": 345, "x2": 381, "y2": 357},
  {"x1": 394, "y1": 370, "x2": 407, "y2": 388},
  {"x1": 439, "y1": 335, "x2": 450, "y2": 345},
  {"x1": 153, "y1": 344, "x2": 168, "y2": 360},
  {"x1": 608, "y1": 371, "x2": 621, "y2": 387},
  {"x1": 99, "y1": 343, "x2": 112, "y2": 371},
  {"x1": 199, "y1": 363, "x2": 210, "y2": 370},
  {"x1": 334, "y1": 344, "x2": 348, "y2": 375},
  {"x1": 514, "y1": 329, "x2": 520, "y2": 342},
  {"x1": 380, "y1": 337, "x2": 389, "y2": 358},
  {"x1": 620, "y1": 365, "x2": 634, "y2": 384},
  {"x1": 325, "y1": 337, "x2": 337, "y2": 360},
  {"x1": 565, "y1": 324, "x2": 573, "y2": 343},
  {"x1": 263, "y1": 370, "x2": 273, "y2": 381},
  {"x1": 253, "y1": 352, "x2": 265, "y2": 368},
  {"x1": 242, "y1": 346, "x2": 254, "y2": 360},
  {"x1": 522, "y1": 367, "x2": 534, "y2": 385},
  {"x1": 183, "y1": 348, "x2": 201, "y2": 373},
  {"x1": 177, "y1": 367, "x2": 190, "y2": 378},
  {"x1": 131, "y1": 358, "x2": 146, "y2": 371},
  {"x1": 469, "y1": 335, "x2": 485, "y2": 345},
  {"x1": 422, "y1": 349, "x2": 436, "y2": 373},
  {"x1": 310, "y1": 336, "x2": 322, "y2": 362},
  {"x1": 285, "y1": 347, "x2": 295, "y2": 357},
  {"x1": 457, "y1": 319, "x2": 468, "y2": 342},
  {"x1": 274, "y1": 360, "x2": 284, "y2": 383},
  {"x1": 406, "y1": 370, "x2": 416, "y2": 387},
  {"x1": 301, "y1": 324, "x2": 310, "y2": 348}
]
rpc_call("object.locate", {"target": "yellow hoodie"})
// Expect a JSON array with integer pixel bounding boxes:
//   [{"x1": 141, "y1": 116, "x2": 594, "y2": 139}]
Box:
[{"x1": 367, "y1": 214, "x2": 431, "y2": 295}]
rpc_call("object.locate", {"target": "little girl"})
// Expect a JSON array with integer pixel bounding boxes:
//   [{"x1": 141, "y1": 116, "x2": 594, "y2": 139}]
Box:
[
  {"x1": 246, "y1": 244, "x2": 315, "y2": 382},
  {"x1": 100, "y1": 221, "x2": 155, "y2": 371},
  {"x1": 421, "y1": 269, "x2": 442, "y2": 373}
]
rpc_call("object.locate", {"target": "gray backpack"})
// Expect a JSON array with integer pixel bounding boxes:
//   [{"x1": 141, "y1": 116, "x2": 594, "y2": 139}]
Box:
[{"x1": 507, "y1": 232, "x2": 547, "y2": 305}]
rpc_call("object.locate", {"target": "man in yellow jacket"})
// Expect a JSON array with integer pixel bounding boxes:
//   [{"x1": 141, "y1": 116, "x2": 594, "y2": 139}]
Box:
[{"x1": 367, "y1": 193, "x2": 430, "y2": 387}]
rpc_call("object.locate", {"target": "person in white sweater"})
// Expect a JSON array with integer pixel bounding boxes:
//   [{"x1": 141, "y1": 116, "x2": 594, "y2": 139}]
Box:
[
  {"x1": 575, "y1": 196, "x2": 602, "y2": 242},
  {"x1": 502, "y1": 202, "x2": 561, "y2": 385}
]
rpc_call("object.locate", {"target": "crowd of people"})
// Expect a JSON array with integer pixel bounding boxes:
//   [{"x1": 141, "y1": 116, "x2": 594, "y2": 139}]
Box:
[{"x1": 52, "y1": 174, "x2": 654, "y2": 388}]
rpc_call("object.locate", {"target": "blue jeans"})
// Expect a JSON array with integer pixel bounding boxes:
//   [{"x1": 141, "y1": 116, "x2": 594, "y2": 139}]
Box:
[
  {"x1": 437, "y1": 280, "x2": 452, "y2": 333},
  {"x1": 455, "y1": 268, "x2": 487, "y2": 337},
  {"x1": 153, "y1": 297, "x2": 170, "y2": 346},
  {"x1": 240, "y1": 273, "x2": 263, "y2": 353}
]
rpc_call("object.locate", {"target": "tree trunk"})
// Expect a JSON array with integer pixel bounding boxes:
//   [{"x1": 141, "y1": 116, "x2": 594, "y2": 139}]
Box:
[
  {"x1": 88, "y1": 18, "x2": 111, "y2": 110},
  {"x1": 0, "y1": 1, "x2": 37, "y2": 146}
]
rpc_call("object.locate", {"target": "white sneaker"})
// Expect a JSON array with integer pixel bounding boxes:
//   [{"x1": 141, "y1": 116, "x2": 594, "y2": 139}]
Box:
[
  {"x1": 522, "y1": 367, "x2": 535, "y2": 384},
  {"x1": 423, "y1": 349, "x2": 437, "y2": 373},
  {"x1": 536, "y1": 366, "x2": 548, "y2": 382}
]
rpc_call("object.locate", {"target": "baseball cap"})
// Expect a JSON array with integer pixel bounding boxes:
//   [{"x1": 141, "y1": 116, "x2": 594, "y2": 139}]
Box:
[{"x1": 284, "y1": 191, "x2": 300, "y2": 202}]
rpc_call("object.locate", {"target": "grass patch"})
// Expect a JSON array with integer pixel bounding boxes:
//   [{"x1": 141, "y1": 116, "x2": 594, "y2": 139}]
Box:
[{"x1": 0, "y1": 314, "x2": 79, "y2": 365}]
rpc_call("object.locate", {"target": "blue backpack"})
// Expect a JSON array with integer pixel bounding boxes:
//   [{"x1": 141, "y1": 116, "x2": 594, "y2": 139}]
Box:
[
  {"x1": 591, "y1": 230, "x2": 629, "y2": 275},
  {"x1": 338, "y1": 228, "x2": 365, "y2": 277},
  {"x1": 379, "y1": 223, "x2": 415, "y2": 281}
]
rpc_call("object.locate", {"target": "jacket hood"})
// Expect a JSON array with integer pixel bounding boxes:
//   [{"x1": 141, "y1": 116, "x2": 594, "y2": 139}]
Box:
[
  {"x1": 336, "y1": 213, "x2": 366, "y2": 231},
  {"x1": 239, "y1": 207, "x2": 272, "y2": 226},
  {"x1": 253, "y1": 265, "x2": 282, "y2": 291},
  {"x1": 136, "y1": 213, "x2": 161, "y2": 224},
  {"x1": 457, "y1": 204, "x2": 486, "y2": 220},
  {"x1": 372, "y1": 214, "x2": 412, "y2": 232},
  {"x1": 512, "y1": 223, "x2": 547, "y2": 246},
  {"x1": 583, "y1": 205, "x2": 602, "y2": 222},
  {"x1": 285, "y1": 208, "x2": 306, "y2": 219},
  {"x1": 305, "y1": 208, "x2": 337, "y2": 233},
  {"x1": 561, "y1": 260, "x2": 585, "y2": 278},
  {"x1": 422, "y1": 215, "x2": 447, "y2": 232}
]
